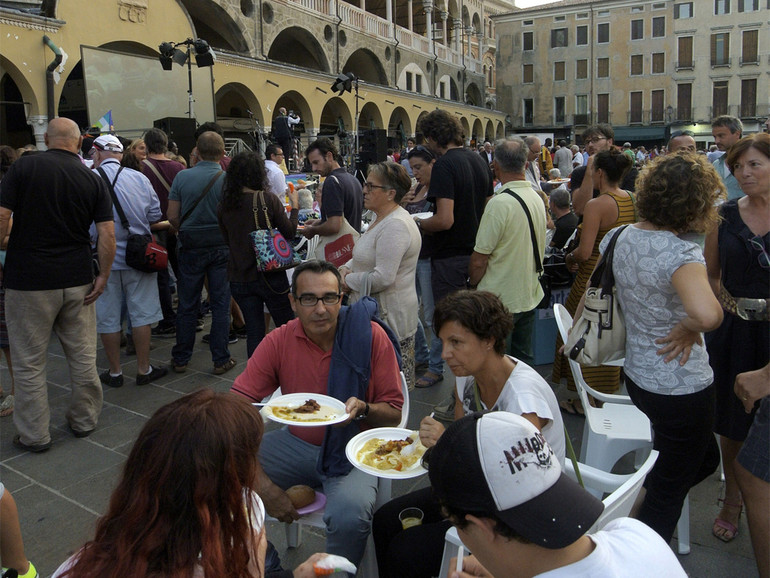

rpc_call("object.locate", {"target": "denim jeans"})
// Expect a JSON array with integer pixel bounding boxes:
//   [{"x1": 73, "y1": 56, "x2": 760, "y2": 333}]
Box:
[
  {"x1": 172, "y1": 246, "x2": 232, "y2": 366},
  {"x1": 230, "y1": 273, "x2": 295, "y2": 358},
  {"x1": 507, "y1": 308, "x2": 536, "y2": 366},
  {"x1": 414, "y1": 258, "x2": 443, "y2": 375}
]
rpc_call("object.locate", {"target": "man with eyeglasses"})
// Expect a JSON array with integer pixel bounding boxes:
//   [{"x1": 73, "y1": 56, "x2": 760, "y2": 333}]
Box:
[
  {"x1": 231, "y1": 260, "x2": 403, "y2": 570},
  {"x1": 264, "y1": 143, "x2": 288, "y2": 199},
  {"x1": 523, "y1": 136, "x2": 544, "y2": 192},
  {"x1": 572, "y1": 124, "x2": 639, "y2": 216}
]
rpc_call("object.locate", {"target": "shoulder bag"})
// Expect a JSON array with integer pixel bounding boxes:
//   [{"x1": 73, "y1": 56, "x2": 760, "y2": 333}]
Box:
[
  {"x1": 97, "y1": 167, "x2": 168, "y2": 273},
  {"x1": 564, "y1": 225, "x2": 629, "y2": 366},
  {"x1": 311, "y1": 175, "x2": 360, "y2": 268},
  {"x1": 504, "y1": 189, "x2": 550, "y2": 309},
  {"x1": 249, "y1": 189, "x2": 302, "y2": 272}
]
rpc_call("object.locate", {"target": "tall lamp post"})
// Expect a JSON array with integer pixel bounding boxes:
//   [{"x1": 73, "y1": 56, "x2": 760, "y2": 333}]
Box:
[{"x1": 159, "y1": 38, "x2": 216, "y2": 119}]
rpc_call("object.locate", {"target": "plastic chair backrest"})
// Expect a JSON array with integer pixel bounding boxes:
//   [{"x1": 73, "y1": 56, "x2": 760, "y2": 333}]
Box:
[{"x1": 398, "y1": 371, "x2": 409, "y2": 429}]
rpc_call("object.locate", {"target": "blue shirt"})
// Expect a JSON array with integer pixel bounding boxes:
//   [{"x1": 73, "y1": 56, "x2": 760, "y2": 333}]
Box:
[{"x1": 713, "y1": 155, "x2": 744, "y2": 201}]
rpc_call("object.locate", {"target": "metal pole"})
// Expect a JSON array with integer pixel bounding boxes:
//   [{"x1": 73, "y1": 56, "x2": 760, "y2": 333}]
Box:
[
  {"x1": 354, "y1": 78, "x2": 360, "y2": 166},
  {"x1": 187, "y1": 44, "x2": 194, "y2": 119}
]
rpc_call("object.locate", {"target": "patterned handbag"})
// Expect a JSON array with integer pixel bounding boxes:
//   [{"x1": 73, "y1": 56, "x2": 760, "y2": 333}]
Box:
[{"x1": 249, "y1": 190, "x2": 302, "y2": 272}]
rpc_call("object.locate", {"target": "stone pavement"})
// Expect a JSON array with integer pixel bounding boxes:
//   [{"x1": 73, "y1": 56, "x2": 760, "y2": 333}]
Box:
[{"x1": 0, "y1": 321, "x2": 759, "y2": 577}]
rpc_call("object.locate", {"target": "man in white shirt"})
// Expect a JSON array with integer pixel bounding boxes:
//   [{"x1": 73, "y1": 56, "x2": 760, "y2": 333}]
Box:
[
  {"x1": 264, "y1": 143, "x2": 288, "y2": 199},
  {"x1": 429, "y1": 412, "x2": 688, "y2": 578},
  {"x1": 523, "y1": 136, "x2": 543, "y2": 192}
]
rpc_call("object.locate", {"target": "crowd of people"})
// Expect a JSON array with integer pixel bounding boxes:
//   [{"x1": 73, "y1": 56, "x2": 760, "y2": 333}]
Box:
[{"x1": 0, "y1": 109, "x2": 767, "y2": 578}]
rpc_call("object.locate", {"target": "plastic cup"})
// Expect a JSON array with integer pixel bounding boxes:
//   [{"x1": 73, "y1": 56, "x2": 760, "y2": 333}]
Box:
[{"x1": 399, "y1": 507, "x2": 424, "y2": 530}]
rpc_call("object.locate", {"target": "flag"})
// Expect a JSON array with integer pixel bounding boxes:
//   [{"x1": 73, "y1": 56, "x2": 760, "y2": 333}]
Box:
[{"x1": 94, "y1": 110, "x2": 113, "y2": 133}]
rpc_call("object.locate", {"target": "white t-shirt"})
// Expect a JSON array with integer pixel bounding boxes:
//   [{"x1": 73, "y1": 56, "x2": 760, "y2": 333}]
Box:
[
  {"x1": 52, "y1": 491, "x2": 265, "y2": 577},
  {"x1": 456, "y1": 356, "x2": 565, "y2": 465},
  {"x1": 537, "y1": 518, "x2": 686, "y2": 577},
  {"x1": 265, "y1": 159, "x2": 287, "y2": 199}
]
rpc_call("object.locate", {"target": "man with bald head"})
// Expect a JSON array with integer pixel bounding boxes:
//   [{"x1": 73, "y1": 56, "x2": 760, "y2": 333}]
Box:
[
  {"x1": 0, "y1": 117, "x2": 115, "y2": 451},
  {"x1": 167, "y1": 131, "x2": 236, "y2": 375},
  {"x1": 667, "y1": 130, "x2": 697, "y2": 154}
]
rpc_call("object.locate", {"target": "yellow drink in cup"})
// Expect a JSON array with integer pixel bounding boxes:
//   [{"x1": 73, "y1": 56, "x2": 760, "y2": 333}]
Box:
[{"x1": 399, "y1": 507, "x2": 424, "y2": 530}]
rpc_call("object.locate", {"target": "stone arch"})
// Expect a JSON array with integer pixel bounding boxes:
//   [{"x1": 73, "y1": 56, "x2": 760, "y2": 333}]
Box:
[
  {"x1": 388, "y1": 107, "x2": 411, "y2": 140},
  {"x1": 360, "y1": 102, "x2": 384, "y2": 130},
  {"x1": 459, "y1": 117, "x2": 470, "y2": 141},
  {"x1": 0, "y1": 62, "x2": 37, "y2": 147},
  {"x1": 320, "y1": 97, "x2": 353, "y2": 137},
  {"x1": 0, "y1": 57, "x2": 38, "y2": 117},
  {"x1": 471, "y1": 12, "x2": 481, "y2": 35},
  {"x1": 342, "y1": 49, "x2": 387, "y2": 86},
  {"x1": 274, "y1": 91, "x2": 313, "y2": 134},
  {"x1": 471, "y1": 118, "x2": 483, "y2": 143},
  {"x1": 102, "y1": 40, "x2": 157, "y2": 58},
  {"x1": 397, "y1": 63, "x2": 429, "y2": 94},
  {"x1": 462, "y1": 5, "x2": 470, "y2": 27},
  {"x1": 448, "y1": 0, "x2": 461, "y2": 20},
  {"x1": 495, "y1": 121, "x2": 504, "y2": 139},
  {"x1": 183, "y1": 0, "x2": 251, "y2": 53},
  {"x1": 466, "y1": 81, "x2": 482, "y2": 107},
  {"x1": 484, "y1": 120, "x2": 494, "y2": 141},
  {"x1": 268, "y1": 28, "x2": 330, "y2": 73},
  {"x1": 216, "y1": 82, "x2": 263, "y2": 125}
]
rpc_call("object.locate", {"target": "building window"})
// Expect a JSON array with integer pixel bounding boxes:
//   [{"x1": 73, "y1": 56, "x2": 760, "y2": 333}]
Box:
[
  {"x1": 741, "y1": 78, "x2": 757, "y2": 117},
  {"x1": 523, "y1": 31, "x2": 534, "y2": 51},
  {"x1": 652, "y1": 2, "x2": 666, "y2": 8},
  {"x1": 678, "y1": 36, "x2": 694, "y2": 68},
  {"x1": 554, "y1": 15, "x2": 566, "y2": 21},
  {"x1": 630, "y1": 92, "x2": 643, "y2": 124},
  {"x1": 555, "y1": 96, "x2": 566, "y2": 124},
  {"x1": 415, "y1": 75, "x2": 422, "y2": 93},
  {"x1": 652, "y1": 52, "x2": 665, "y2": 74},
  {"x1": 575, "y1": 94, "x2": 588, "y2": 124},
  {"x1": 554, "y1": 61, "x2": 566, "y2": 81},
  {"x1": 674, "y1": 2, "x2": 694, "y2": 18},
  {"x1": 713, "y1": 81, "x2": 728, "y2": 117},
  {"x1": 598, "y1": 9, "x2": 610, "y2": 16},
  {"x1": 597, "y1": 57, "x2": 610, "y2": 78},
  {"x1": 651, "y1": 90, "x2": 665, "y2": 122},
  {"x1": 577, "y1": 25, "x2": 588, "y2": 45},
  {"x1": 715, "y1": 0, "x2": 730, "y2": 14},
  {"x1": 631, "y1": 54, "x2": 644, "y2": 76},
  {"x1": 711, "y1": 33, "x2": 730, "y2": 66},
  {"x1": 523, "y1": 99, "x2": 534, "y2": 125},
  {"x1": 406, "y1": 72, "x2": 413, "y2": 91},
  {"x1": 597, "y1": 22, "x2": 610, "y2": 43},
  {"x1": 551, "y1": 28, "x2": 568, "y2": 48},
  {"x1": 652, "y1": 16, "x2": 665, "y2": 37},
  {"x1": 597, "y1": 93, "x2": 609, "y2": 124},
  {"x1": 576, "y1": 12, "x2": 589, "y2": 19},
  {"x1": 677, "y1": 84, "x2": 692, "y2": 120},
  {"x1": 439, "y1": 82, "x2": 446, "y2": 99},
  {"x1": 632, "y1": 5, "x2": 644, "y2": 12},
  {"x1": 631, "y1": 19, "x2": 643, "y2": 40},
  {"x1": 576, "y1": 59, "x2": 588, "y2": 79},
  {"x1": 738, "y1": 0, "x2": 758, "y2": 10},
  {"x1": 742, "y1": 30, "x2": 759, "y2": 64},
  {"x1": 523, "y1": 63, "x2": 534, "y2": 83}
]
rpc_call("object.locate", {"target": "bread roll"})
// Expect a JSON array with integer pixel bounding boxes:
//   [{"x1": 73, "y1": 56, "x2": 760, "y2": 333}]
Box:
[{"x1": 286, "y1": 485, "x2": 316, "y2": 509}]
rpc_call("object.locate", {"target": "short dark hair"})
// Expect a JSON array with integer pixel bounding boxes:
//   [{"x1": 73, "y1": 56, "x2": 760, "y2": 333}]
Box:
[
  {"x1": 417, "y1": 110, "x2": 463, "y2": 148},
  {"x1": 582, "y1": 124, "x2": 614, "y2": 142},
  {"x1": 436, "y1": 498, "x2": 531, "y2": 543},
  {"x1": 711, "y1": 115, "x2": 743, "y2": 136},
  {"x1": 291, "y1": 261, "x2": 342, "y2": 296},
  {"x1": 407, "y1": 145, "x2": 434, "y2": 163},
  {"x1": 143, "y1": 128, "x2": 168, "y2": 155},
  {"x1": 593, "y1": 148, "x2": 633, "y2": 184},
  {"x1": 305, "y1": 137, "x2": 339, "y2": 161},
  {"x1": 726, "y1": 133, "x2": 770, "y2": 173},
  {"x1": 367, "y1": 161, "x2": 412, "y2": 203},
  {"x1": 265, "y1": 143, "x2": 282, "y2": 159},
  {"x1": 569, "y1": 165, "x2": 587, "y2": 189},
  {"x1": 433, "y1": 290, "x2": 513, "y2": 355},
  {"x1": 194, "y1": 121, "x2": 224, "y2": 140}
]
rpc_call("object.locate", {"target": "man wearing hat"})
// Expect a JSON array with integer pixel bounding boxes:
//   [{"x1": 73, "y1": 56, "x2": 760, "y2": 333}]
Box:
[{"x1": 428, "y1": 412, "x2": 686, "y2": 577}]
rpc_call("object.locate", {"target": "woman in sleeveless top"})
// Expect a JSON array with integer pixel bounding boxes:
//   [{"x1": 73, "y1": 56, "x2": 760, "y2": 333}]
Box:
[{"x1": 552, "y1": 149, "x2": 636, "y2": 414}]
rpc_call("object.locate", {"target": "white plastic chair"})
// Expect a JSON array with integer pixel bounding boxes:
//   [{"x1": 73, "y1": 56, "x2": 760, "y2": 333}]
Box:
[
  {"x1": 273, "y1": 372, "x2": 409, "y2": 577},
  {"x1": 554, "y1": 304, "x2": 690, "y2": 554},
  {"x1": 437, "y1": 450, "x2": 660, "y2": 577}
]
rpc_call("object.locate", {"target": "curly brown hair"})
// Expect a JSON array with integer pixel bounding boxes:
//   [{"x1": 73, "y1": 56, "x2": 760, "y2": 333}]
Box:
[
  {"x1": 433, "y1": 290, "x2": 514, "y2": 355},
  {"x1": 417, "y1": 109, "x2": 464, "y2": 148},
  {"x1": 635, "y1": 153, "x2": 724, "y2": 234}
]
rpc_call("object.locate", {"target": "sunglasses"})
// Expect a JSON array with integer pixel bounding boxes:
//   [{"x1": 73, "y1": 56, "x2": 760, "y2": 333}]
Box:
[{"x1": 749, "y1": 235, "x2": 770, "y2": 270}]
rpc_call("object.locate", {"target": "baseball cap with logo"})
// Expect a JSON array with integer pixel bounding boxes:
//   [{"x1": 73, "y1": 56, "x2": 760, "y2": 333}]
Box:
[
  {"x1": 426, "y1": 412, "x2": 604, "y2": 549},
  {"x1": 92, "y1": 134, "x2": 124, "y2": 153}
]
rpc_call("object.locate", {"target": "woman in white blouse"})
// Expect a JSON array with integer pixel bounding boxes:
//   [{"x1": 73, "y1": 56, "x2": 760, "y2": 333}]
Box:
[{"x1": 340, "y1": 162, "x2": 422, "y2": 387}]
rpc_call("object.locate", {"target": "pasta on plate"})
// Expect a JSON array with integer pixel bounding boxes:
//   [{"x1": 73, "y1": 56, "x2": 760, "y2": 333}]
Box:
[{"x1": 356, "y1": 436, "x2": 426, "y2": 471}]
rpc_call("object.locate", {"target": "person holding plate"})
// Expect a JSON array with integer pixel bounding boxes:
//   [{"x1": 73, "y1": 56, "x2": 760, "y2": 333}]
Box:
[
  {"x1": 231, "y1": 260, "x2": 403, "y2": 571},
  {"x1": 372, "y1": 290, "x2": 563, "y2": 578}
]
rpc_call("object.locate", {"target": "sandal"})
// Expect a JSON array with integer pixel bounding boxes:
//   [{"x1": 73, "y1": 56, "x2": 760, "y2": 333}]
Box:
[
  {"x1": 415, "y1": 372, "x2": 443, "y2": 388},
  {"x1": 712, "y1": 499, "x2": 742, "y2": 543},
  {"x1": 559, "y1": 398, "x2": 585, "y2": 416},
  {"x1": 0, "y1": 394, "x2": 13, "y2": 417},
  {"x1": 213, "y1": 358, "x2": 237, "y2": 375}
]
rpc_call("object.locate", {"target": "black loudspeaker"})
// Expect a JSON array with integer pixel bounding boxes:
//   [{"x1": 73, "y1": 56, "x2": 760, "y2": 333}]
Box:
[
  {"x1": 358, "y1": 129, "x2": 387, "y2": 164},
  {"x1": 153, "y1": 117, "x2": 197, "y2": 163}
]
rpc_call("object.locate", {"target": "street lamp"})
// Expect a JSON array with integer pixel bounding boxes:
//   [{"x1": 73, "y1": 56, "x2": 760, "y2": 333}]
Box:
[
  {"x1": 331, "y1": 72, "x2": 360, "y2": 165},
  {"x1": 159, "y1": 38, "x2": 216, "y2": 119}
]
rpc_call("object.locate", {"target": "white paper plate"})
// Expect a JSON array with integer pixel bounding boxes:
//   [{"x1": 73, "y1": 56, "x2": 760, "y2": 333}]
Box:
[
  {"x1": 412, "y1": 212, "x2": 433, "y2": 220},
  {"x1": 346, "y1": 427, "x2": 428, "y2": 479},
  {"x1": 263, "y1": 393, "x2": 349, "y2": 426}
]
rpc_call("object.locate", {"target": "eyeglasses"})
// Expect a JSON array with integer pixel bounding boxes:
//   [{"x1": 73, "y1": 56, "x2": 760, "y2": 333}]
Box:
[
  {"x1": 296, "y1": 292, "x2": 342, "y2": 307},
  {"x1": 363, "y1": 182, "x2": 391, "y2": 191},
  {"x1": 584, "y1": 136, "x2": 608, "y2": 145},
  {"x1": 749, "y1": 235, "x2": 770, "y2": 270}
]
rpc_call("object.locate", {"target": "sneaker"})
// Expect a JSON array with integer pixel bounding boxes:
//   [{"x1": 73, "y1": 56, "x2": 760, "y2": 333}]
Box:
[
  {"x1": 67, "y1": 422, "x2": 94, "y2": 438},
  {"x1": 99, "y1": 370, "x2": 124, "y2": 388},
  {"x1": 213, "y1": 358, "x2": 237, "y2": 375},
  {"x1": 136, "y1": 365, "x2": 168, "y2": 386},
  {"x1": 152, "y1": 323, "x2": 176, "y2": 336},
  {"x1": 233, "y1": 324, "x2": 248, "y2": 338},
  {"x1": 202, "y1": 331, "x2": 238, "y2": 344},
  {"x1": 196, "y1": 319, "x2": 205, "y2": 332},
  {"x1": 171, "y1": 360, "x2": 187, "y2": 373},
  {"x1": 13, "y1": 435, "x2": 51, "y2": 453}
]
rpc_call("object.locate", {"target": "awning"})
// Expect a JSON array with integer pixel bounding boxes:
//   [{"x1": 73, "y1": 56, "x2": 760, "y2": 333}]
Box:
[{"x1": 611, "y1": 126, "x2": 667, "y2": 142}]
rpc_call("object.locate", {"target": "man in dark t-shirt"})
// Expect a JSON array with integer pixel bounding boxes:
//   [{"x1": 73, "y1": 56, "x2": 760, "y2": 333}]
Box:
[
  {"x1": 302, "y1": 138, "x2": 363, "y2": 238},
  {"x1": 0, "y1": 117, "x2": 115, "y2": 451},
  {"x1": 415, "y1": 110, "x2": 492, "y2": 304},
  {"x1": 548, "y1": 187, "x2": 579, "y2": 250}
]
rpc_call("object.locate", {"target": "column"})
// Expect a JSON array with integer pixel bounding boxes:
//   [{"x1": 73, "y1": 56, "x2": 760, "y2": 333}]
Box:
[
  {"x1": 423, "y1": 0, "x2": 433, "y2": 52},
  {"x1": 386, "y1": 0, "x2": 392, "y2": 22},
  {"x1": 408, "y1": 0, "x2": 413, "y2": 31},
  {"x1": 439, "y1": 10, "x2": 448, "y2": 46},
  {"x1": 453, "y1": 18, "x2": 461, "y2": 51},
  {"x1": 360, "y1": 0, "x2": 365, "y2": 12},
  {"x1": 27, "y1": 115, "x2": 48, "y2": 150},
  {"x1": 466, "y1": 26, "x2": 473, "y2": 59}
]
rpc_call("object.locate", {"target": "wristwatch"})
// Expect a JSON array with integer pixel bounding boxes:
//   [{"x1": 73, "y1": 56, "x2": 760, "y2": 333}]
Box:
[{"x1": 355, "y1": 403, "x2": 370, "y2": 421}]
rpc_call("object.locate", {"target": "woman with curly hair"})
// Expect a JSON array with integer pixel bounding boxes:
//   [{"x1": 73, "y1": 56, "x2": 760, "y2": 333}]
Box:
[
  {"x1": 218, "y1": 152, "x2": 298, "y2": 357},
  {"x1": 553, "y1": 148, "x2": 636, "y2": 415},
  {"x1": 372, "y1": 290, "x2": 563, "y2": 578},
  {"x1": 596, "y1": 152, "x2": 725, "y2": 543},
  {"x1": 704, "y1": 133, "x2": 770, "y2": 544},
  {"x1": 53, "y1": 389, "x2": 268, "y2": 578}
]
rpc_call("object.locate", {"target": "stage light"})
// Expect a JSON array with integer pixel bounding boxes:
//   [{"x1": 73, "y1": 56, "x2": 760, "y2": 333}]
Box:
[{"x1": 193, "y1": 39, "x2": 215, "y2": 67}]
